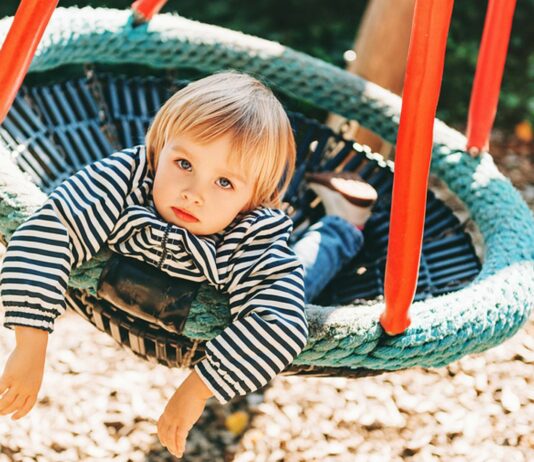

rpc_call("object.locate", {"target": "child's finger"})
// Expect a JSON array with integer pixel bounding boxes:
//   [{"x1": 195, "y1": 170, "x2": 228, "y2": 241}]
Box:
[
  {"x1": 0, "y1": 379, "x2": 9, "y2": 396},
  {"x1": 168, "y1": 424, "x2": 179, "y2": 455},
  {"x1": 0, "y1": 387, "x2": 15, "y2": 407},
  {"x1": 157, "y1": 419, "x2": 171, "y2": 451},
  {"x1": 11, "y1": 395, "x2": 31, "y2": 420},
  {"x1": 2, "y1": 394, "x2": 26, "y2": 416},
  {"x1": 0, "y1": 389, "x2": 18, "y2": 414},
  {"x1": 11, "y1": 396, "x2": 33, "y2": 420},
  {"x1": 0, "y1": 387, "x2": 17, "y2": 406},
  {"x1": 175, "y1": 427, "x2": 188, "y2": 454}
]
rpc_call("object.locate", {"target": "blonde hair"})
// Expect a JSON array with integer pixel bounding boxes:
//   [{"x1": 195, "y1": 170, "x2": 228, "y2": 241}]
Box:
[{"x1": 145, "y1": 70, "x2": 296, "y2": 210}]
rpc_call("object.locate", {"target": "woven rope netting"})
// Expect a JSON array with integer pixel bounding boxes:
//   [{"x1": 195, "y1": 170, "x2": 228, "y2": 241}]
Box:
[{"x1": 0, "y1": 7, "x2": 533, "y2": 373}]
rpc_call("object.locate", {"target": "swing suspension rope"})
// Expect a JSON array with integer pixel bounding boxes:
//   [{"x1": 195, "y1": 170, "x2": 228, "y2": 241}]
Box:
[{"x1": 0, "y1": 0, "x2": 517, "y2": 335}]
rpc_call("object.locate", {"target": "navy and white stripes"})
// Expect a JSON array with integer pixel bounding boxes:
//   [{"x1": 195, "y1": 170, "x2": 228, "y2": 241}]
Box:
[
  {"x1": 1, "y1": 147, "x2": 147, "y2": 332},
  {"x1": 0, "y1": 145, "x2": 308, "y2": 404}
]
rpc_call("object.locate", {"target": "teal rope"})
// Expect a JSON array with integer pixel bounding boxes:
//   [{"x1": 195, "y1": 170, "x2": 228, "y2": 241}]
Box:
[{"x1": 0, "y1": 7, "x2": 532, "y2": 372}]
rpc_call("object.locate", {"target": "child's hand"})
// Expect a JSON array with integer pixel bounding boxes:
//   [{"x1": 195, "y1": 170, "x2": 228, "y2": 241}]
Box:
[
  {"x1": 0, "y1": 344, "x2": 47, "y2": 420},
  {"x1": 157, "y1": 370, "x2": 213, "y2": 458}
]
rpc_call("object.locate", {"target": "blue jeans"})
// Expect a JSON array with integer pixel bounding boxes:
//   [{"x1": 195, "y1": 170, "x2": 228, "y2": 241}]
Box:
[{"x1": 291, "y1": 216, "x2": 364, "y2": 303}]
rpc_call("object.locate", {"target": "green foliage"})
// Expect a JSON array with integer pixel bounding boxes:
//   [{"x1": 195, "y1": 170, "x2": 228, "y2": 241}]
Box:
[
  {"x1": 1, "y1": 0, "x2": 532, "y2": 129},
  {"x1": 440, "y1": 0, "x2": 534, "y2": 128}
]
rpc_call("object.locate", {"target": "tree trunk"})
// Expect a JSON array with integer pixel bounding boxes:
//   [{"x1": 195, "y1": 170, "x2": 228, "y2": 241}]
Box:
[{"x1": 327, "y1": 0, "x2": 415, "y2": 158}]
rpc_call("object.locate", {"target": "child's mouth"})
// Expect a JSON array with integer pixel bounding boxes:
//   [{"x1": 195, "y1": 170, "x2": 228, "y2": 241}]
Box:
[{"x1": 172, "y1": 207, "x2": 199, "y2": 222}]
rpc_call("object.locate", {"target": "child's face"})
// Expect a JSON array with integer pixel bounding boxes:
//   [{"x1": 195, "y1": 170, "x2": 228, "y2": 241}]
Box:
[{"x1": 152, "y1": 132, "x2": 255, "y2": 236}]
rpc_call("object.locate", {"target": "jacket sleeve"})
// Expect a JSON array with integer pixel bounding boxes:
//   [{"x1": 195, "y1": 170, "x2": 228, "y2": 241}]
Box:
[
  {"x1": 0, "y1": 147, "x2": 148, "y2": 333},
  {"x1": 194, "y1": 210, "x2": 309, "y2": 404}
]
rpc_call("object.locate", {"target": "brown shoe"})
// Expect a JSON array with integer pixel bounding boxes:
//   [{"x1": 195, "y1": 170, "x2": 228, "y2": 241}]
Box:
[{"x1": 305, "y1": 171, "x2": 378, "y2": 207}]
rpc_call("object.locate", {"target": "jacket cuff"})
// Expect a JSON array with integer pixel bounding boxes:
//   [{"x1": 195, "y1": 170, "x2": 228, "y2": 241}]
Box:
[
  {"x1": 194, "y1": 351, "x2": 245, "y2": 404},
  {"x1": 3, "y1": 312, "x2": 55, "y2": 334}
]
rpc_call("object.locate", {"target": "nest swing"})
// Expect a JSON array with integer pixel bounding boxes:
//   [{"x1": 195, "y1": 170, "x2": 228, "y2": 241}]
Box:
[{"x1": 0, "y1": 1, "x2": 532, "y2": 379}]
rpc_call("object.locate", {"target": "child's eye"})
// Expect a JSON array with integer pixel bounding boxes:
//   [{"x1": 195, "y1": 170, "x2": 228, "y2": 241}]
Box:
[
  {"x1": 176, "y1": 159, "x2": 192, "y2": 170},
  {"x1": 217, "y1": 178, "x2": 233, "y2": 189}
]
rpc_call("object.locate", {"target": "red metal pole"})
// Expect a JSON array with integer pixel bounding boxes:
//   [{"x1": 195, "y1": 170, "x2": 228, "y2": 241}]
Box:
[
  {"x1": 380, "y1": 0, "x2": 454, "y2": 335},
  {"x1": 131, "y1": 0, "x2": 168, "y2": 24},
  {"x1": 466, "y1": 0, "x2": 516, "y2": 156},
  {"x1": 0, "y1": 0, "x2": 58, "y2": 124}
]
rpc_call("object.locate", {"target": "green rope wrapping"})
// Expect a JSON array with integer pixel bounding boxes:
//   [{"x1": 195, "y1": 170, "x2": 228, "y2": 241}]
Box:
[{"x1": 0, "y1": 7, "x2": 533, "y2": 371}]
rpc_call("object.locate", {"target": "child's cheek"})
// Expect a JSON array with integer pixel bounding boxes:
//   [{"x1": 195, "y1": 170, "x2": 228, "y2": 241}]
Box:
[{"x1": 151, "y1": 181, "x2": 169, "y2": 218}]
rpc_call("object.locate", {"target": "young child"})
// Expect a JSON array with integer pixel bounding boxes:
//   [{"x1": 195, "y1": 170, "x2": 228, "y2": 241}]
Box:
[{"x1": 0, "y1": 71, "x2": 376, "y2": 458}]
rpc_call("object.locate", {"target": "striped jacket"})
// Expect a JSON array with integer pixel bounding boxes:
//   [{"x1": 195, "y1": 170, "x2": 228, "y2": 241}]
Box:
[{"x1": 0, "y1": 146, "x2": 308, "y2": 404}]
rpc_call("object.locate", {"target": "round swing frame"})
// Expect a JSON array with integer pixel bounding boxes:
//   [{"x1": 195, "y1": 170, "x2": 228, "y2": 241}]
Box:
[{"x1": 0, "y1": 7, "x2": 532, "y2": 376}]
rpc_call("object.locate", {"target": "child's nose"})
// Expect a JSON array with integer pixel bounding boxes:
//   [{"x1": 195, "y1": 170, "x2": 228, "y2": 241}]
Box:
[{"x1": 181, "y1": 189, "x2": 203, "y2": 205}]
